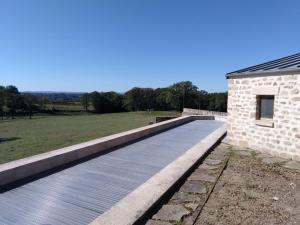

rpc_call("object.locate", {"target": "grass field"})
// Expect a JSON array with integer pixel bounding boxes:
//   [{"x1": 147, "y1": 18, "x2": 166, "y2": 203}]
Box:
[
  {"x1": 0, "y1": 111, "x2": 180, "y2": 164},
  {"x1": 45, "y1": 102, "x2": 94, "y2": 112}
]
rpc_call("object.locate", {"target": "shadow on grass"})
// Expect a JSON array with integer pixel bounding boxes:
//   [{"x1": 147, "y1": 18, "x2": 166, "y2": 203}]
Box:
[{"x1": 0, "y1": 137, "x2": 21, "y2": 143}]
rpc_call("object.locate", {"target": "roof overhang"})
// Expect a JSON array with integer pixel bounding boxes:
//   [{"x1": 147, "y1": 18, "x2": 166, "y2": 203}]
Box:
[{"x1": 226, "y1": 67, "x2": 300, "y2": 79}]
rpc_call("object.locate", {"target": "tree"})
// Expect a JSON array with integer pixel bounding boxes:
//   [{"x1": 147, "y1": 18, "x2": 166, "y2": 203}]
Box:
[
  {"x1": 197, "y1": 90, "x2": 209, "y2": 110},
  {"x1": 168, "y1": 81, "x2": 199, "y2": 111},
  {"x1": 207, "y1": 92, "x2": 227, "y2": 112},
  {"x1": 89, "y1": 91, "x2": 124, "y2": 113},
  {"x1": 123, "y1": 87, "x2": 144, "y2": 111},
  {"x1": 214, "y1": 92, "x2": 227, "y2": 112},
  {"x1": 0, "y1": 86, "x2": 5, "y2": 120},
  {"x1": 0, "y1": 82, "x2": 228, "y2": 117},
  {"x1": 154, "y1": 88, "x2": 172, "y2": 110},
  {"x1": 123, "y1": 88, "x2": 156, "y2": 111},
  {"x1": 89, "y1": 92, "x2": 102, "y2": 113},
  {"x1": 38, "y1": 96, "x2": 50, "y2": 111},
  {"x1": 22, "y1": 93, "x2": 38, "y2": 119},
  {"x1": 89, "y1": 92, "x2": 111, "y2": 113},
  {"x1": 102, "y1": 92, "x2": 124, "y2": 112},
  {"x1": 80, "y1": 93, "x2": 89, "y2": 112},
  {"x1": 141, "y1": 88, "x2": 156, "y2": 110},
  {"x1": 5, "y1": 85, "x2": 20, "y2": 119}
]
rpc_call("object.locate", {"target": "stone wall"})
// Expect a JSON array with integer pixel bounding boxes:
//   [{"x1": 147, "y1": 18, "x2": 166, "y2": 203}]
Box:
[{"x1": 227, "y1": 73, "x2": 300, "y2": 161}]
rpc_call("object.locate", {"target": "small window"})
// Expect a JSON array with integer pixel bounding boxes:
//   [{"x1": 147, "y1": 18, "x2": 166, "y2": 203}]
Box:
[{"x1": 257, "y1": 95, "x2": 274, "y2": 119}]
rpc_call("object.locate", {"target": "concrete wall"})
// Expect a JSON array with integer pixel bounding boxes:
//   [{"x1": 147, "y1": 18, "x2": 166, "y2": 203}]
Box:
[
  {"x1": 155, "y1": 116, "x2": 178, "y2": 123},
  {"x1": 0, "y1": 116, "x2": 194, "y2": 187},
  {"x1": 227, "y1": 73, "x2": 300, "y2": 161},
  {"x1": 89, "y1": 123, "x2": 227, "y2": 225},
  {"x1": 182, "y1": 108, "x2": 228, "y2": 117}
]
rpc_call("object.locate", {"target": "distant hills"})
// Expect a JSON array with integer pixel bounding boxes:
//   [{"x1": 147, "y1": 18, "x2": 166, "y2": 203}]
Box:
[{"x1": 23, "y1": 91, "x2": 85, "y2": 102}]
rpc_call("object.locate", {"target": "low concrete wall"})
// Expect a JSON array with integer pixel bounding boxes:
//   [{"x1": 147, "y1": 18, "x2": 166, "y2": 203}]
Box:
[
  {"x1": 0, "y1": 116, "x2": 197, "y2": 187},
  {"x1": 155, "y1": 116, "x2": 178, "y2": 123},
  {"x1": 90, "y1": 123, "x2": 227, "y2": 225},
  {"x1": 182, "y1": 108, "x2": 228, "y2": 117}
]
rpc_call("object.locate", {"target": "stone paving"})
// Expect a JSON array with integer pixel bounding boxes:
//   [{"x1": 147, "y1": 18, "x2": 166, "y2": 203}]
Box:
[
  {"x1": 145, "y1": 143, "x2": 231, "y2": 225},
  {"x1": 144, "y1": 143, "x2": 300, "y2": 225}
]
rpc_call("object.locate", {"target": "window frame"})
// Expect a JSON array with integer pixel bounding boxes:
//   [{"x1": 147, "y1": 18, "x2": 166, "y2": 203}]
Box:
[{"x1": 255, "y1": 95, "x2": 275, "y2": 127}]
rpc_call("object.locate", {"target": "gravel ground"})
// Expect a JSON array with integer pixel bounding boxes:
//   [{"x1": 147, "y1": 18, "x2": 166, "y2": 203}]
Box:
[{"x1": 195, "y1": 152, "x2": 300, "y2": 225}]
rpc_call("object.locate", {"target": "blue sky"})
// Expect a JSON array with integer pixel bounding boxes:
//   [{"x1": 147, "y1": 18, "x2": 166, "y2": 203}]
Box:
[{"x1": 1, "y1": 0, "x2": 300, "y2": 92}]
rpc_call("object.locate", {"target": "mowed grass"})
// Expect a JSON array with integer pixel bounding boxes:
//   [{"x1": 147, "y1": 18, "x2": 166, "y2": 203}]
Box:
[{"x1": 0, "y1": 111, "x2": 180, "y2": 164}]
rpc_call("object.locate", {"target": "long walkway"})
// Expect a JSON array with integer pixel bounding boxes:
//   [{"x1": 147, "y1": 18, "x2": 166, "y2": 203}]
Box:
[{"x1": 0, "y1": 120, "x2": 224, "y2": 225}]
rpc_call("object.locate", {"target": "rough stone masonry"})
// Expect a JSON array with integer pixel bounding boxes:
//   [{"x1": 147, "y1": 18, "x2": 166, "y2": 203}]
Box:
[{"x1": 226, "y1": 73, "x2": 300, "y2": 161}]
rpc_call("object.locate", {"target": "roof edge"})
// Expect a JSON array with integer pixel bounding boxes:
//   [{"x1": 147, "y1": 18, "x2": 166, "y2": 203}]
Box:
[
  {"x1": 226, "y1": 67, "x2": 300, "y2": 79},
  {"x1": 226, "y1": 52, "x2": 300, "y2": 76}
]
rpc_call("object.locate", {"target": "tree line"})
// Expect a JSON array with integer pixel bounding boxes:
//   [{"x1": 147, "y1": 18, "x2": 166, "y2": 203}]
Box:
[
  {"x1": 0, "y1": 85, "x2": 50, "y2": 119},
  {"x1": 30, "y1": 92, "x2": 83, "y2": 102},
  {"x1": 0, "y1": 81, "x2": 227, "y2": 119},
  {"x1": 81, "y1": 81, "x2": 227, "y2": 113}
]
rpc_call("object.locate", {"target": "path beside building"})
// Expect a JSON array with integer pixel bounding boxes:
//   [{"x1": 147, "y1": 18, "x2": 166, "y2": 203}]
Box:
[{"x1": 145, "y1": 143, "x2": 300, "y2": 225}]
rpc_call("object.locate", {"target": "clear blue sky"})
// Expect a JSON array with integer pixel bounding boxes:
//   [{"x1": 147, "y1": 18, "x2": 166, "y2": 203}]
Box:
[{"x1": 1, "y1": 0, "x2": 300, "y2": 93}]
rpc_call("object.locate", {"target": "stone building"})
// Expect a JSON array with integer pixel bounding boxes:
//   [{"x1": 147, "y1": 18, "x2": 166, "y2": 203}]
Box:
[{"x1": 226, "y1": 53, "x2": 300, "y2": 161}]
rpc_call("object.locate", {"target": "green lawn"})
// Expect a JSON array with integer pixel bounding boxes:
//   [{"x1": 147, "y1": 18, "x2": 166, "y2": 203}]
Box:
[{"x1": 0, "y1": 111, "x2": 180, "y2": 164}]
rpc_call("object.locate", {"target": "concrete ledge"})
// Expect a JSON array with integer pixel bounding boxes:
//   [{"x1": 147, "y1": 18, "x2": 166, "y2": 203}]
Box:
[
  {"x1": 214, "y1": 115, "x2": 227, "y2": 122},
  {"x1": 89, "y1": 123, "x2": 227, "y2": 225},
  {"x1": 0, "y1": 116, "x2": 195, "y2": 187},
  {"x1": 183, "y1": 115, "x2": 227, "y2": 122},
  {"x1": 182, "y1": 108, "x2": 228, "y2": 117},
  {"x1": 155, "y1": 116, "x2": 178, "y2": 123},
  {"x1": 255, "y1": 119, "x2": 274, "y2": 128},
  {"x1": 253, "y1": 86, "x2": 279, "y2": 95}
]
